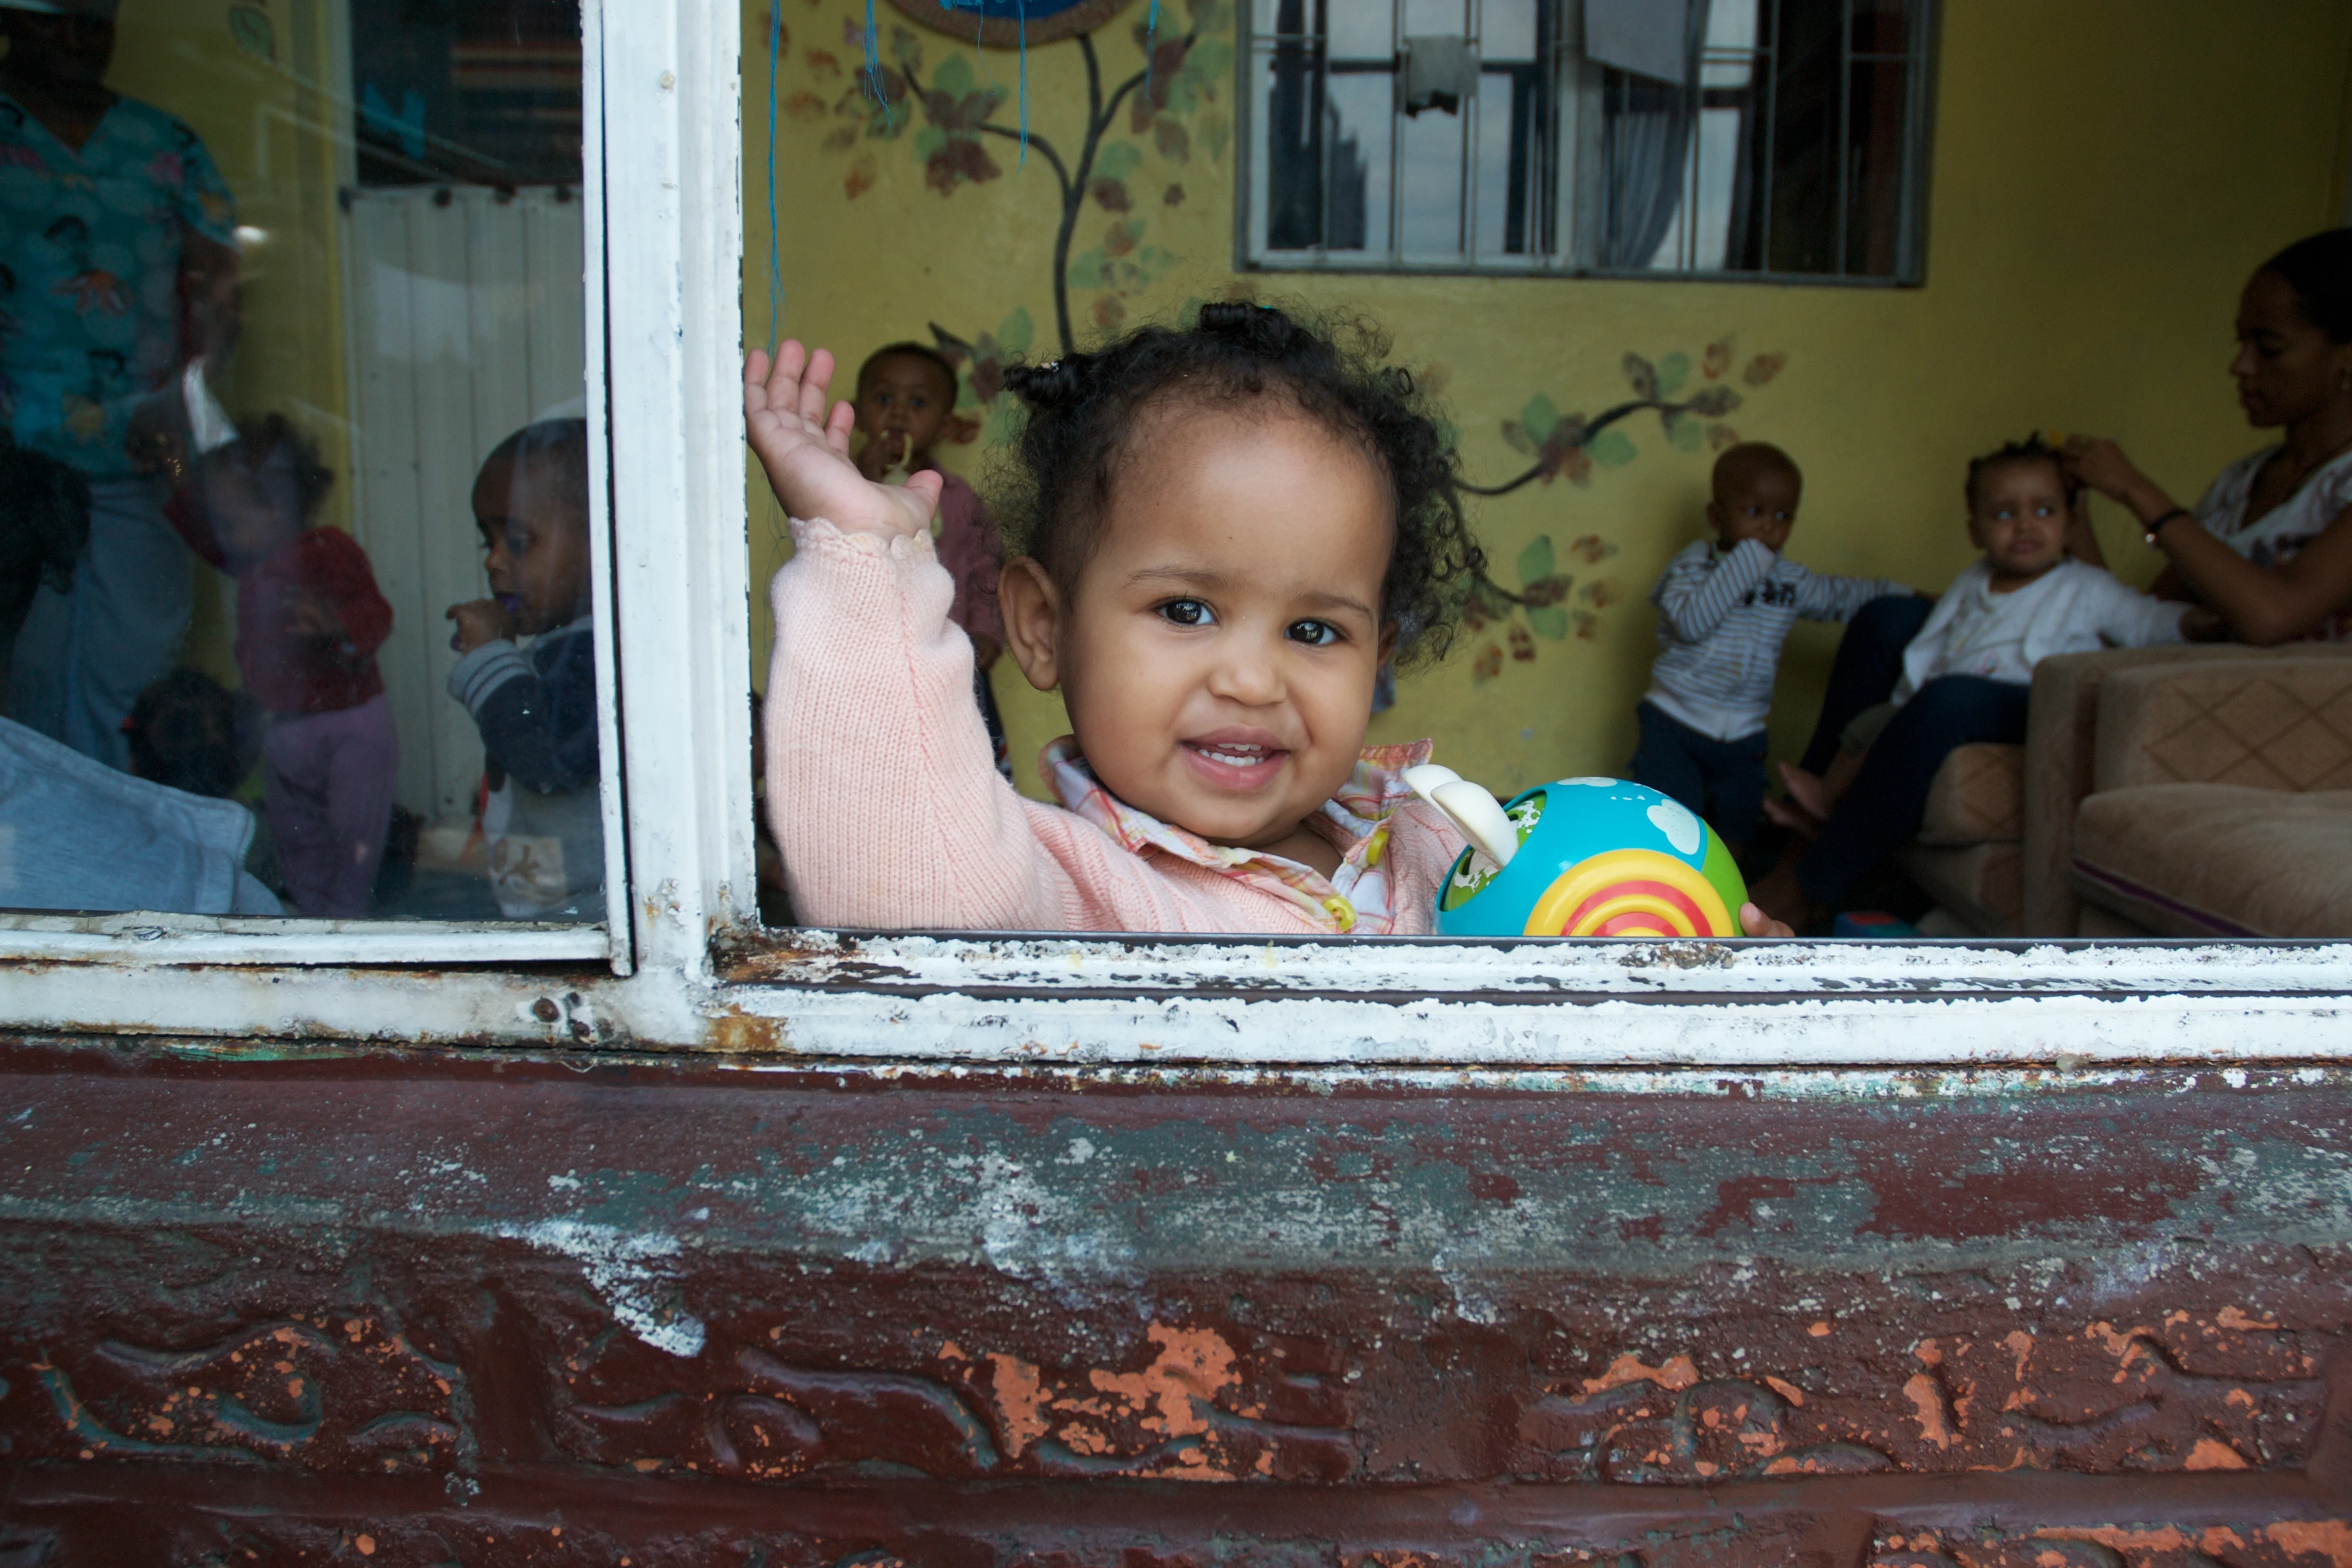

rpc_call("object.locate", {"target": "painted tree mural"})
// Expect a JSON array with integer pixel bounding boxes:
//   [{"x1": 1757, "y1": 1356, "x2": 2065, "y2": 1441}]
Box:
[
  {"x1": 768, "y1": 5, "x2": 1789, "y2": 674},
  {"x1": 783, "y1": 0, "x2": 1231, "y2": 358},
  {"x1": 1454, "y1": 340, "x2": 1788, "y2": 681}
]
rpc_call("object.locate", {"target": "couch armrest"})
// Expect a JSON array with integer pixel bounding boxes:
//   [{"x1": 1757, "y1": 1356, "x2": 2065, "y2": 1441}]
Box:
[
  {"x1": 2020, "y1": 645, "x2": 2274, "y2": 937},
  {"x1": 2093, "y1": 654, "x2": 2352, "y2": 794}
]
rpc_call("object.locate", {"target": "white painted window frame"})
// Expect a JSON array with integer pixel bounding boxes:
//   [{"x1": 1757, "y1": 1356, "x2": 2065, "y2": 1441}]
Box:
[{"x1": 4, "y1": 0, "x2": 2350, "y2": 1067}]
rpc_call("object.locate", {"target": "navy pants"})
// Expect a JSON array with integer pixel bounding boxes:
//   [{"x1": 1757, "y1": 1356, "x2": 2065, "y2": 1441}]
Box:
[
  {"x1": 1630, "y1": 700, "x2": 1768, "y2": 848},
  {"x1": 1798, "y1": 594, "x2": 1934, "y2": 774},
  {"x1": 1797, "y1": 675, "x2": 2030, "y2": 904}
]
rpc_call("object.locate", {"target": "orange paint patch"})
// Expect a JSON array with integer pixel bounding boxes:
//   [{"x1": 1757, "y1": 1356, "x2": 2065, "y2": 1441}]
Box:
[
  {"x1": 354, "y1": 1537, "x2": 375, "y2": 1556},
  {"x1": 2185, "y1": 1436, "x2": 2249, "y2": 1471},
  {"x1": 2003, "y1": 1330, "x2": 2033, "y2": 1380},
  {"x1": 1087, "y1": 1325, "x2": 1239, "y2": 1439},
  {"x1": 2219, "y1": 1305, "x2": 2281, "y2": 1332},
  {"x1": 1762, "y1": 1375, "x2": 1805, "y2": 1407},
  {"x1": 2087, "y1": 1321, "x2": 2150, "y2": 1359},
  {"x1": 2267, "y1": 1521, "x2": 2352, "y2": 1564},
  {"x1": 1807, "y1": 1320, "x2": 1831, "y2": 1337},
  {"x1": 984, "y1": 1352, "x2": 1049, "y2": 1459},
  {"x1": 1579, "y1": 1353, "x2": 1699, "y2": 1395},
  {"x1": 1902, "y1": 1374, "x2": 1955, "y2": 1449},
  {"x1": 2227, "y1": 1387, "x2": 2257, "y2": 1408}
]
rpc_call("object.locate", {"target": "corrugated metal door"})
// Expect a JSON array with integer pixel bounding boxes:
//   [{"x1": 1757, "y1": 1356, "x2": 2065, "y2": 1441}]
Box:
[{"x1": 342, "y1": 184, "x2": 586, "y2": 824}]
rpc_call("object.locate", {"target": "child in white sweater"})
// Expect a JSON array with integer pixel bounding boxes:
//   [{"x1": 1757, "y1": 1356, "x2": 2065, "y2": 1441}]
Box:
[{"x1": 1754, "y1": 437, "x2": 2200, "y2": 927}]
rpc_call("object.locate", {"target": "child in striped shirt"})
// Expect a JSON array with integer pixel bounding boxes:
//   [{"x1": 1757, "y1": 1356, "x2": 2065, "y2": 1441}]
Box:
[{"x1": 1631, "y1": 443, "x2": 1911, "y2": 853}]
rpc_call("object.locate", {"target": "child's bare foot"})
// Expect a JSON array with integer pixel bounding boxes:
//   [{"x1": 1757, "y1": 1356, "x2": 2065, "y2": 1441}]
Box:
[
  {"x1": 1760, "y1": 795, "x2": 1822, "y2": 838},
  {"x1": 1777, "y1": 762, "x2": 1834, "y2": 823}
]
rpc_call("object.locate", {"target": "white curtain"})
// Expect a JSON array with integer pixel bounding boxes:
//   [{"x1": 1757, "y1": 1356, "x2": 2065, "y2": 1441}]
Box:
[{"x1": 1587, "y1": 0, "x2": 1712, "y2": 268}]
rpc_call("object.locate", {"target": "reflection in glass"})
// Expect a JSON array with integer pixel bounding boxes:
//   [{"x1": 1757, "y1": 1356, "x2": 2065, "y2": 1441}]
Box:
[{"x1": 0, "y1": 3, "x2": 598, "y2": 923}]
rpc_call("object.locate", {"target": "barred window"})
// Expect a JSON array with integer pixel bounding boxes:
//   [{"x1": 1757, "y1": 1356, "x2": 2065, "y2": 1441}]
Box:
[{"x1": 1243, "y1": 0, "x2": 1935, "y2": 282}]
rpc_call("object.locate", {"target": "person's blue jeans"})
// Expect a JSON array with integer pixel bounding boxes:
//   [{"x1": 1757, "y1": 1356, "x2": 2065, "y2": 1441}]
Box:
[
  {"x1": 7, "y1": 474, "x2": 189, "y2": 772},
  {"x1": 1797, "y1": 675, "x2": 2030, "y2": 905},
  {"x1": 1630, "y1": 700, "x2": 1768, "y2": 848},
  {"x1": 1798, "y1": 593, "x2": 1933, "y2": 775}
]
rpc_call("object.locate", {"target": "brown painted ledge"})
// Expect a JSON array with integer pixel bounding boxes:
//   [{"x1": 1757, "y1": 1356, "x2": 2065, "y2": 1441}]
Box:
[{"x1": 3, "y1": 1035, "x2": 2349, "y2": 1564}]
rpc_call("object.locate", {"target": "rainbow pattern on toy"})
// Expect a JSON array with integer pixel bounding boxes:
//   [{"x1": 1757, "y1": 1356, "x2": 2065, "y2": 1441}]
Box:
[{"x1": 1403, "y1": 768, "x2": 1749, "y2": 938}]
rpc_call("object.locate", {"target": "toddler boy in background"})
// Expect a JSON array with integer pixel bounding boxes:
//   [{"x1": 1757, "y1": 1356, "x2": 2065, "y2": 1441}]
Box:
[
  {"x1": 445, "y1": 419, "x2": 603, "y2": 921},
  {"x1": 183, "y1": 416, "x2": 398, "y2": 918},
  {"x1": 1632, "y1": 442, "x2": 1909, "y2": 853},
  {"x1": 851, "y1": 341, "x2": 1010, "y2": 774}
]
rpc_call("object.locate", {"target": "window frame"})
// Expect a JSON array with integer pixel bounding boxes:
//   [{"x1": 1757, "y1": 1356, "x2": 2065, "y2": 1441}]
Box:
[
  {"x1": 1233, "y1": 0, "x2": 1942, "y2": 287},
  {"x1": 2, "y1": 0, "x2": 2349, "y2": 1070},
  {"x1": 0, "y1": 0, "x2": 652, "y2": 975}
]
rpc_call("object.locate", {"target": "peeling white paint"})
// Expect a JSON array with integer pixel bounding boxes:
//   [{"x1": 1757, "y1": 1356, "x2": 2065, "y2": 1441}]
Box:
[{"x1": 497, "y1": 1219, "x2": 706, "y2": 1358}]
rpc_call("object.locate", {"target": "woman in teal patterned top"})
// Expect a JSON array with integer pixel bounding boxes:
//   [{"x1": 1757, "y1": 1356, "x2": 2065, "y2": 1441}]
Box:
[{"x1": 0, "y1": 0, "x2": 241, "y2": 769}]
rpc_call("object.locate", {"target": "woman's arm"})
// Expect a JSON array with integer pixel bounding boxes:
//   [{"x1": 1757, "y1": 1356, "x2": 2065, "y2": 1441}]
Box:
[
  {"x1": 2065, "y1": 436, "x2": 2352, "y2": 645},
  {"x1": 2151, "y1": 503, "x2": 2352, "y2": 645}
]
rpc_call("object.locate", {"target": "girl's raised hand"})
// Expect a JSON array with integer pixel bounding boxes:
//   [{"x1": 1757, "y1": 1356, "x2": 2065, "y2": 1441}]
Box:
[{"x1": 745, "y1": 340, "x2": 942, "y2": 540}]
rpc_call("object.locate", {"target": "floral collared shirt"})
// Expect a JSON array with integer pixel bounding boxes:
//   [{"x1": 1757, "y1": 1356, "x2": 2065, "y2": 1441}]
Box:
[
  {"x1": 0, "y1": 91, "x2": 236, "y2": 477},
  {"x1": 1043, "y1": 736, "x2": 1436, "y2": 934}
]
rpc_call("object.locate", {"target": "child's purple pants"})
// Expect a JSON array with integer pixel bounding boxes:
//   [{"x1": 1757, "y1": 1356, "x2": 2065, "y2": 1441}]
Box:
[{"x1": 263, "y1": 694, "x2": 399, "y2": 918}]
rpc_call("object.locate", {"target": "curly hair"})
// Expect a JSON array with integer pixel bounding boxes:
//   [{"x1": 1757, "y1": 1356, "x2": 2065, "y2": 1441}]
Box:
[
  {"x1": 1964, "y1": 432, "x2": 2075, "y2": 511},
  {"x1": 994, "y1": 301, "x2": 1483, "y2": 669},
  {"x1": 125, "y1": 668, "x2": 256, "y2": 799}
]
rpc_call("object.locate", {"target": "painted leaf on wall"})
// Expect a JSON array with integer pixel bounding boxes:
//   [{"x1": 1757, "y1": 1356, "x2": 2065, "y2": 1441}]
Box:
[
  {"x1": 1655, "y1": 351, "x2": 1689, "y2": 396},
  {"x1": 1622, "y1": 353, "x2": 1657, "y2": 400},
  {"x1": 1516, "y1": 534, "x2": 1555, "y2": 587},
  {"x1": 1526, "y1": 604, "x2": 1570, "y2": 641},
  {"x1": 1516, "y1": 394, "x2": 1560, "y2": 444},
  {"x1": 1587, "y1": 428, "x2": 1637, "y2": 468}
]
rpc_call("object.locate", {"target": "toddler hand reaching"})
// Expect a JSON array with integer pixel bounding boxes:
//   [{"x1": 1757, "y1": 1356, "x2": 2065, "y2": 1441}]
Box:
[{"x1": 746, "y1": 341, "x2": 941, "y2": 543}]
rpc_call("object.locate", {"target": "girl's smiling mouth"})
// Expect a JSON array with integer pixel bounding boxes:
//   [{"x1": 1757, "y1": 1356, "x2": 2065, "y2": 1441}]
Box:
[{"x1": 1181, "y1": 729, "x2": 1292, "y2": 788}]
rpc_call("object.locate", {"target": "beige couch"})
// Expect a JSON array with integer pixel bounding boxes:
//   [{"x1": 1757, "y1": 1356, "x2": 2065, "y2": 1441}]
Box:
[
  {"x1": 2063, "y1": 653, "x2": 2352, "y2": 936},
  {"x1": 1871, "y1": 645, "x2": 2352, "y2": 938}
]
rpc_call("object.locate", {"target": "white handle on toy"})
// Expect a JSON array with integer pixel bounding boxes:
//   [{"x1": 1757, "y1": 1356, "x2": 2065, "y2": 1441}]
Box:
[
  {"x1": 1428, "y1": 780, "x2": 1518, "y2": 870},
  {"x1": 1401, "y1": 763, "x2": 1461, "y2": 810}
]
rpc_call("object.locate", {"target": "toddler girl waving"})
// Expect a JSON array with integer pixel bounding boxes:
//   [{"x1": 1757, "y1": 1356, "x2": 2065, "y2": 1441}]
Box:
[{"x1": 753, "y1": 304, "x2": 1787, "y2": 937}]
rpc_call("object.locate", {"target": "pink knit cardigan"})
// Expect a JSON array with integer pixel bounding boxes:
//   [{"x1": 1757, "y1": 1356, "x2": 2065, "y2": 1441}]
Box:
[{"x1": 763, "y1": 519, "x2": 1466, "y2": 933}]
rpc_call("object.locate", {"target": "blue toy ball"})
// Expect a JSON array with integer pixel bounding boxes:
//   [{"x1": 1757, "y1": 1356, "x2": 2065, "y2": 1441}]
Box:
[{"x1": 1408, "y1": 773, "x2": 1749, "y2": 938}]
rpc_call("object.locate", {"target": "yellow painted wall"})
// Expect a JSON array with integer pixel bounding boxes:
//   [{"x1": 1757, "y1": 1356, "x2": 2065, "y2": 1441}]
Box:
[
  {"x1": 749, "y1": 0, "x2": 2352, "y2": 804},
  {"x1": 103, "y1": 0, "x2": 353, "y2": 684}
]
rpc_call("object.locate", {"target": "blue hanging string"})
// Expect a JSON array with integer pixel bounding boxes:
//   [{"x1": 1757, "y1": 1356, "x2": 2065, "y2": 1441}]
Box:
[
  {"x1": 863, "y1": 0, "x2": 892, "y2": 127},
  {"x1": 765, "y1": 3, "x2": 784, "y2": 343}
]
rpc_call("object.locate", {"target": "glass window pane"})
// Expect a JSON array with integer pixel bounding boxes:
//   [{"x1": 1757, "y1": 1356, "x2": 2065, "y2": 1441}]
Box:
[
  {"x1": 1329, "y1": 2, "x2": 1396, "y2": 60},
  {"x1": 1701, "y1": 0, "x2": 1758, "y2": 88},
  {"x1": 1846, "y1": 57, "x2": 1911, "y2": 275},
  {"x1": 1473, "y1": 70, "x2": 1518, "y2": 256},
  {"x1": 1326, "y1": 69, "x2": 1393, "y2": 250},
  {"x1": 1401, "y1": 0, "x2": 1465, "y2": 38},
  {"x1": 1481, "y1": 0, "x2": 1539, "y2": 61},
  {"x1": 1396, "y1": 84, "x2": 1464, "y2": 254},
  {"x1": 0, "y1": 3, "x2": 604, "y2": 924}
]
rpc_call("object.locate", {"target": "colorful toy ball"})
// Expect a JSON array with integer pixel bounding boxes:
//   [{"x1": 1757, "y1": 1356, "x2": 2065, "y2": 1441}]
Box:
[{"x1": 1404, "y1": 768, "x2": 1749, "y2": 938}]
